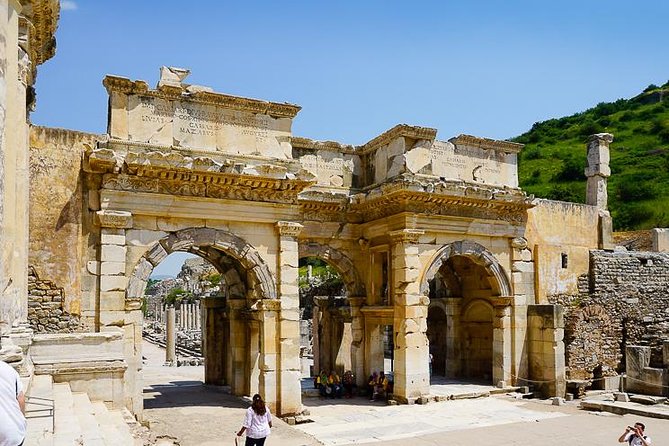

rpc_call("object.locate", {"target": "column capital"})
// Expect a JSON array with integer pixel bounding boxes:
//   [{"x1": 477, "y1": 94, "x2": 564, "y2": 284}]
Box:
[
  {"x1": 97, "y1": 210, "x2": 133, "y2": 229},
  {"x1": 389, "y1": 229, "x2": 424, "y2": 245},
  {"x1": 276, "y1": 221, "x2": 303, "y2": 237}
]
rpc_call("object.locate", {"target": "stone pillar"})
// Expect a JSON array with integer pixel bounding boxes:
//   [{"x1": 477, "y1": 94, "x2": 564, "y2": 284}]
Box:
[
  {"x1": 510, "y1": 237, "x2": 532, "y2": 383},
  {"x1": 585, "y1": 133, "x2": 612, "y2": 209},
  {"x1": 96, "y1": 210, "x2": 142, "y2": 416},
  {"x1": 165, "y1": 306, "x2": 176, "y2": 365},
  {"x1": 312, "y1": 301, "x2": 320, "y2": 375},
  {"x1": 249, "y1": 320, "x2": 260, "y2": 396},
  {"x1": 275, "y1": 221, "x2": 303, "y2": 415},
  {"x1": 348, "y1": 297, "x2": 366, "y2": 388},
  {"x1": 258, "y1": 299, "x2": 280, "y2": 412},
  {"x1": 492, "y1": 299, "x2": 512, "y2": 386},
  {"x1": 585, "y1": 134, "x2": 615, "y2": 250},
  {"x1": 527, "y1": 304, "x2": 566, "y2": 397},
  {"x1": 389, "y1": 229, "x2": 429, "y2": 403},
  {"x1": 228, "y1": 298, "x2": 248, "y2": 395},
  {"x1": 202, "y1": 297, "x2": 226, "y2": 385},
  {"x1": 444, "y1": 297, "x2": 461, "y2": 377}
]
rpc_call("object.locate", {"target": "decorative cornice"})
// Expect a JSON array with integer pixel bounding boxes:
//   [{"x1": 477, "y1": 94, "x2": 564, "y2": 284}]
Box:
[
  {"x1": 389, "y1": 229, "x2": 425, "y2": 244},
  {"x1": 276, "y1": 221, "x2": 304, "y2": 237},
  {"x1": 19, "y1": 0, "x2": 59, "y2": 67},
  {"x1": 350, "y1": 177, "x2": 534, "y2": 224},
  {"x1": 102, "y1": 75, "x2": 301, "y2": 118},
  {"x1": 449, "y1": 134, "x2": 523, "y2": 154},
  {"x1": 360, "y1": 124, "x2": 437, "y2": 154}
]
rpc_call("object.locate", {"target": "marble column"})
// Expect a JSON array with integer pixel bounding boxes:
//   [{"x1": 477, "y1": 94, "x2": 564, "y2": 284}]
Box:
[{"x1": 165, "y1": 306, "x2": 176, "y2": 366}]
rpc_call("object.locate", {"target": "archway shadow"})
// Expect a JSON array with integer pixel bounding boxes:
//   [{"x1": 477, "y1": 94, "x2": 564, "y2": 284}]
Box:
[{"x1": 143, "y1": 381, "x2": 248, "y2": 410}]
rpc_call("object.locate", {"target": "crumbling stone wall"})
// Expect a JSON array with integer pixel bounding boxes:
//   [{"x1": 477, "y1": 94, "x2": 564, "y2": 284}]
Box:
[
  {"x1": 550, "y1": 250, "x2": 669, "y2": 380},
  {"x1": 28, "y1": 266, "x2": 83, "y2": 333}
]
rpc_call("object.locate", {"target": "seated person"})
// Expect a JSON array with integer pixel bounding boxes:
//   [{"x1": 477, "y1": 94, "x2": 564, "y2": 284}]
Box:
[
  {"x1": 371, "y1": 371, "x2": 389, "y2": 401},
  {"x1": 318, "y1": 370, "x2": 329, "y2": 397},
  {"x1": 328, "y1": 371, "x2": 343, "y2": 398},
  {"x1": 342, "y1": 370, "x2": 356, "y2": 398}
]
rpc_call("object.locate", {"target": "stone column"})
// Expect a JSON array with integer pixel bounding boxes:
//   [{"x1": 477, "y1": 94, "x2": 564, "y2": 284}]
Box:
[
  {"x1": 312, "y1": 301, "x2": 320, "y2": 375},
  {"x1": 444, "y1": 297, "x2": 461, "y2": 377},
  {"x1": 202, "y1": 297, "x2": 226, "y2": 385},
  {"x1": 228, "y1": 298, "x2": 248, "y2": 395},
  {"x1": 585, "y1": 133, "x2": 612, "y2": 209},
  {"x1": 275, "y1": 221, "x2": 303, "y2": 415},
  {"x1": 258, "y1": 299, "x2": 280, "y2": 412},
  {"x1": 510, "y1": 237, "x2": 532, "y2": 383},
  {"x1": 585, "y1": 133, "x2": 614, "y2": 250},
  {"x1": 165, "y1": 306, "x2": 176, "y2": 366},
  {"x1": 389, "y1": 229, "x2": 429, "y2": 403},
  {"x1": 492, "y1": 299, "x2": 512, "y2": 387},
  {"x1": 348, "y1": 296, "x2": 366, "y2": 388}
]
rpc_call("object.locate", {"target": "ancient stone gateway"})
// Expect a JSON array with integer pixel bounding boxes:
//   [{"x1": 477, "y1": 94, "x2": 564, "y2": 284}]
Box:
[{"x1": 26, "y1": 66, "x2": 622, "y2": 418}]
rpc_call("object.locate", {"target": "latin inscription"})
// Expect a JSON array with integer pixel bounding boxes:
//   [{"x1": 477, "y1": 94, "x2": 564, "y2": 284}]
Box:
[{"x1": 138, "y1": 99, "x2": 272, "y2": 141}]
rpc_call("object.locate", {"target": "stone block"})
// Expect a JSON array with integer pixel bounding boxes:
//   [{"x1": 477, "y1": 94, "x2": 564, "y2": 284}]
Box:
[
  {"x1": 100, "y1": 292, "x2": 126, "y2": 311},
  {"x1": 101, "y1": 230, "x2": 125, "y2": 246},
  {"x1": 100, "y1": 275, "x2": 128, "y2": 292},
  {"x1": 86, "y1": 261, "x2": 100, "y2": 275},
  {"x1": 101, "y1": 244, "x2": 127, "y2": 263},
  {"x1": 125, "y1": 229, "x2": 167, "y2": 246},
  {"x1": 615, "y1": 392, "x2": 630, "y2": 402},
  {"x1": 100, "y1": 261, "x2": 125, "y2": 276}
]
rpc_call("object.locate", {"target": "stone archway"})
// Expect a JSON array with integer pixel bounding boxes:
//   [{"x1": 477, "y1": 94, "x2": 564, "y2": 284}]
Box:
[
  {"x1": 421, "y1": 240, "x2": 512, "y2": 384},
  {"x1": 298, "y1": 241, "x2": 366, "y2": 380},
  {"x1": 125, "y1": 228, "x2": 279, "y2": 405}
]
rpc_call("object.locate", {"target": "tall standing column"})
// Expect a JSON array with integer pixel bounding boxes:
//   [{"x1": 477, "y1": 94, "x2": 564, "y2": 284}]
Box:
[
  {"x1": 165, "y1": 306, "x2": 176, "y2": 366},
  {"x1": 275, "y1": 221, "x2": 303, "y2": 416},
  {"x1": 389, "y1": 229, "x2": 429, "y2": 403},
  {"x1": 585, "y1": 133, "x2": 614, "y2": 249},
  {"x1": 348, "y1": 297, "x2": 366, "y2": 388}
]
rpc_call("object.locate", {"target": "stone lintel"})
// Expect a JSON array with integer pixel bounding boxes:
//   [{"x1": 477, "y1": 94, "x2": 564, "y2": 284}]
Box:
[
  {"x1": 449, "y1": 134, "x2": 523, "y2": 154},
  {"x1": 276, "y1": 221, "x2": 304, "y2": 237},
  {"x1": 97, "y1": 210, "x2": 133, "y2": 229}
]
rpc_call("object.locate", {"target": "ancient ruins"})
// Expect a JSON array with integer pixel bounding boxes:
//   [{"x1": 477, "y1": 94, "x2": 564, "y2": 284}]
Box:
[{"x1": 3, "y1": 2, "x2": 669, "y2": 435}]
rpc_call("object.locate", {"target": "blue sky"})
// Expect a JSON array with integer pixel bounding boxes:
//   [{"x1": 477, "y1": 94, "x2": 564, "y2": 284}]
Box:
[{"x1": 36, "y1": 1, "x2": 669, "y2": 276}]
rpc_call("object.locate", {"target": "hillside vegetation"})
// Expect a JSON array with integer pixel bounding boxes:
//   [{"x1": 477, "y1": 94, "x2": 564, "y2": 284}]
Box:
[{"x1": 513, "y1": 81, "x2": 669, "y2": 230}]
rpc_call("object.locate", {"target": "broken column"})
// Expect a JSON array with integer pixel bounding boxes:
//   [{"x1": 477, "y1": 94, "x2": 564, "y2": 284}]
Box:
[
  {"x1": 585, "y1": 133, "x2": 614, "y2": 249},
  {"x1": 165, "y1": 306, "x2": 176, "y2": 366}
]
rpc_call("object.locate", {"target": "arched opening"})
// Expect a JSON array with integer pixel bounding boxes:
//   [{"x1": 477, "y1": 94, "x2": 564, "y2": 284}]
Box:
[
  {"x1": 128, "y1": 228, "x2": 278, "y2": 406},
  {"x1": 298, "y1": 257, "x2": 348, "y2": 379},
  {"x1": 422, "y1": 241, "x2": 511, "y2": 385}
]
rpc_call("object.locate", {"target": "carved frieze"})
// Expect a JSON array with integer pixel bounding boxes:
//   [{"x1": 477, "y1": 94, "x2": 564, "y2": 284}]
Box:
[
  {"x1": 276, "y1": 221, "x2": 304, "y2": 237},
  {"x1": 389, "y1": 229, "x2": 425, "y2": 245}
]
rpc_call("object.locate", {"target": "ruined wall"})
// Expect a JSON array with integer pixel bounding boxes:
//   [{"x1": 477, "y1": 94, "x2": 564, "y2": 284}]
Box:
[
  {"x1": 27, "y1": 266, "x2": 83, "y2": 333},
  {"x1": 550, "y1": 250, "x2": 669, "y2": 380},
  {"x1": 29, "y1": 127, "x2": 99, "y2": 316},
  {"x1": 526, "y1": 199, "x2": 600, "y2": 300}
]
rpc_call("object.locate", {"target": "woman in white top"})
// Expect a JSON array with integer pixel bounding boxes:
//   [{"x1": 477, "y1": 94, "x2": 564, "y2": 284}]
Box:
[{"x1": 237, "y1": 394, "x2": 272, "y2": 446}]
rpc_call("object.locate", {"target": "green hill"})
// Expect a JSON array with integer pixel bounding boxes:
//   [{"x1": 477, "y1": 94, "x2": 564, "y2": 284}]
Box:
[{"x1": 512, "y1": 81, "x2": 669, "y2": 230}]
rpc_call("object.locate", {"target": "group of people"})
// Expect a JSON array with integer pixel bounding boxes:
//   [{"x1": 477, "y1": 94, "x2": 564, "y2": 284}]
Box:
[
  {"x1": 367, "y1": 371, "x2": 391, "y2": 401},
  {"x1": 314, "y1": 370, "x2": 357, "y2": 398}
]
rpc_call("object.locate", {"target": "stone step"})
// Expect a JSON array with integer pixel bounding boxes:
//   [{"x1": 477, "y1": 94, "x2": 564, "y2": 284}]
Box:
[
  {"x1": 72, "y1": 392, "x2": 106, "y2": 446},
  {"x1": 91, "y1": 401, "x2": 141, "y2": 446},
  {"x1": 52, "y1": 382, "x2": 84, "y2": 445},
  {"x1": 25, "y1": 374, "x2": 55, "y2": 446}
]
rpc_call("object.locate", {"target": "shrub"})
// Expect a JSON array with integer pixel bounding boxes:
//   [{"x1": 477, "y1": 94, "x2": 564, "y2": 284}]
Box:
[
  {"x1": 554, "y1": 156, "x2": 584, "y2": 182},
  {"x1": 613, "y1": 203, "x2": 654, "y2": 230},
  {"x1": 644, "y1": 84, "x2": 660, "y2": 93},
  {"x1": 546, "y1": 185, "x2": 582, "y2": 202},
  {"x1": 522, "y1": 146, "x2": 541, "y2": 160}
]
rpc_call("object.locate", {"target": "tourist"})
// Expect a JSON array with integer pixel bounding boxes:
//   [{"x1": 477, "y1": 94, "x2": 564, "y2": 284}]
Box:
[
  {"x1": 367, "y1": 371, "x2": 378, "y2": 398},
  {"x1": 237, "y1": 394, "x2": 272, "y2": 446},
  {"x1": 342, "y1": 370, "x2": 355, "y2": 398},
  {"x1": 317, "y1": 370, "x2": 329, "y2": 397},
  {"x1": 328, "y1": 371, "x2": 343, "y2": 398},
  {"x1": 0, "y1": 360, "x2": 26, "y2": 446},
  {"x1": 618, "y1": 422, "x2": 651, "y2": 445},
  {"x1": 371, "y1": 371, "x2": 389, "y2": 401}
]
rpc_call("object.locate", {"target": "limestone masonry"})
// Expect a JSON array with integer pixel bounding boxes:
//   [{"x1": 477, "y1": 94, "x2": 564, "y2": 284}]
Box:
[{"x1": 2, "y1": 2, "x2": 669, "y2": 426}]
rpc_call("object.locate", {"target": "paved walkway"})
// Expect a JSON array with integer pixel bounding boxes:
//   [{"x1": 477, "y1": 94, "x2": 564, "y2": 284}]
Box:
[{"x1": 142, "y1": 341, "x2": 669, "y2": 445}]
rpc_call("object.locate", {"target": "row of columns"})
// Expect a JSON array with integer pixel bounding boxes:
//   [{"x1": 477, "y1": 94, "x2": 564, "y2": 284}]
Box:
[{"x1": 150, "y1": 301, "x2": 201, "y2": 332}]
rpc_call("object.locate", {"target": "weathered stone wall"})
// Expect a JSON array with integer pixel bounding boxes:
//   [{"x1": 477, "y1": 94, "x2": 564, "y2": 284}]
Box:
[
  {"x1": 29, "y1": 127, "x2": 100, "y2": 317},
  {"x1": 550, "y1": 250, "x2": 669, "y2": 380},
  {"x1": 27, "y1": 266, "x2": 83, "y2": 333},
  {"x1": 526, "y1": 199, "x2": 600, "y2": 300}
]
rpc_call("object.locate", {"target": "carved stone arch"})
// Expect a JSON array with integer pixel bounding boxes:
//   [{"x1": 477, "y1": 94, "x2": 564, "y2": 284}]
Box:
[
  {"x1": 298, "y1": 241, "x2": 365, "y2": 297},
  {"x1": 126, "y1": 227, "x2": 276, "y2": 302},
  {"x1": 420, "y1": 240, "x2": 512, "y2": 297},
  {"x1": 461, "y1": 298, "x2": 495, "y2": 321}
]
